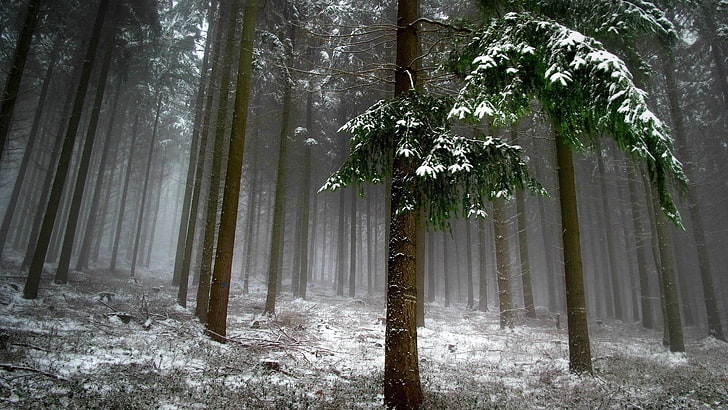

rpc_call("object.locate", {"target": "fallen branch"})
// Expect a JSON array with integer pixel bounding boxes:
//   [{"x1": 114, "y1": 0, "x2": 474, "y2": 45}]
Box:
[
  {"x1": 0, "y1": 363, "x2": 68, "y2": 381},
  {"x1": 10, "y1": 342, "x2": 50, "y2": 353}
]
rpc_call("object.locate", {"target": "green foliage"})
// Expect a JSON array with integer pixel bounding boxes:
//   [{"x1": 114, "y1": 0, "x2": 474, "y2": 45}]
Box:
[
  {"x1": 450, "y1": 12, "x2": 688, "y2": 224},
  {"x1": 320, "y1": 91, "x2": 543, "y2": 229}
]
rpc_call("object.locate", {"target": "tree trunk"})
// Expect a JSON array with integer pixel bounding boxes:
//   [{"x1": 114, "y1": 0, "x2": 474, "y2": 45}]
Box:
[
  {"x1": 263, "y1": 62, "x2": 292, "y2": 315},
  {"x1": 416, "y1": 209, "x2": 426, "y2": 325},
  {"x1": 384, "y1": 0, "x2": 422, "y2": 406},
  {"x1": 493, "y1": 198, "x2": 513, "y2": 329},
  {"x1": 196, "y1": 0, "x2": 238, "y2": 323},
  {"x1": 478, "y1": 218, "x2": 488, "y2": 311},
  {"x1": 443, "y1": 231, "x2": 451, "y2": 307},
  {"x1": 427, "y1": 226, "x2": 436, "y2": 303},
  {"x1": 516, "y1": 191, "x2": 535, "y2": 318},
  {"x1": 173, "y1": 0, "x2": 216, "y2": 285},
  {"x1": 595, "y1": 140, "x2": 622, "y2": 320},
  {"x1": 130, "y1": 92, "x2": 162, "y2": 278},
  {"x1": 554, "y1": 128, "x2": 593, "y2": 374},
  {"x1": 662, "y1": 48, "x2": 725, "y2": 341},
  {"x1": 206, "y1": 0, "x2": 258, "y2": 342},
  {"x1": 110, "y1": 113, "x2": 140, "y2": 272},
  {"x1": 626, "y1": 163, "x2": 653, "y2": 329},
  {"x1": 297, "y1": 92, "x2": 313, "y2": 299},
  {"x1": 650, "y1": 178, "x2": 685, "y2": 352},
  {"x1": 23, "y1": 0, "x2": 110, "y2": 299},
  {"x1": 0, "y1": 33, "x2": 61, "y2": 255},
  {"x1": 0, "y1": 0, "x2": 42, "y2": 166},
  {"x1": 55, "y1": 26, "x2": 116, "y2": 283},
  {"x1": 349, "y1": 187, "x2": 356, "y2": 298},
  {"x1": 75, "y1": 74, "x2": 124, "y2": 272}
]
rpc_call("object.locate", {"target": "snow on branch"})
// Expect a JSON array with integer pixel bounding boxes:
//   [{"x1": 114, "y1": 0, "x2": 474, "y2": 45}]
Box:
[
  {"x1": 320, "y1": 91, "x2": 543, "y2": 229},
  {"x1": 450, "y1": 11, "x2": 687, "y2": 225}
]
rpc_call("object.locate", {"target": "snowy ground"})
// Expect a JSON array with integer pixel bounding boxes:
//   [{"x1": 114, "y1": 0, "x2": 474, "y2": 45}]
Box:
[{"x1": 1, "y1": 262, "x2": 727, "y2": 409}]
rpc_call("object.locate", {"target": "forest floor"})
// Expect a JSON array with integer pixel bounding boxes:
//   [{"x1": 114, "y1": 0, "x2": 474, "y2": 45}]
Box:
[{"x1": 1, "y1": 261, "x2": 727, "y2": 409}]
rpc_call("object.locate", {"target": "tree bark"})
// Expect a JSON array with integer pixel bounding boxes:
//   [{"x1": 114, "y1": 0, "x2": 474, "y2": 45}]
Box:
[
  {"x1": 0, "y1": 33, "x2": 61, "y2": 255},
  {"x1": 554, "y1": 128, "x2": 593, "y2": 374},
  {"x1": 478, "y1": 218, "x2": 488, "y2": 311},
  {"x1": 130, "y1": 92, "x2": 162, "y2": 278},
  {"x1": 110, "y1": 113, "x2": 140, "y2": 272},
  {"x1": 206, "y1": 0, "x2": 258, "y2": 342},
  {"x1": 75, "y1": 74, "x2": 124, "y2": 272},
  {"x1": 196, "y1": 0, "x2": 239, "y2": 322},
  {"x1": 173, "y1": 0, "x2": 217, "y2": 286},
  {"x1": 55, "y1": 25, "x2": 117, "y2": 283},
  {"x1": 23, "y1": 0, "x2": 110, "y2": 299},
  {"x1": 297, "y1": 93, "x2": 314, "y2": 299},
  {"x1": 384, "y1": 0, "x2": 422, "y2": 406},
  {"x1": 662, "y1": 48, "x2": 725, "y2": 341},
  {"x1": 0, "y1": 0, "x2": 42, "y2": 166},
  {"x1": 626, "y1": 163, "x2": 654, "y2": 329},
  {"x1": 493, "y1": 197, "x2": 513, "y2": 329}
]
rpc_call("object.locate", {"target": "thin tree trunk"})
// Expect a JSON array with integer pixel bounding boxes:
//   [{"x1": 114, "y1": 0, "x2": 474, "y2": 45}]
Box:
[
  {"x1": 465, "y1": 219, "x2": 474, "y2": 310},
  {"x1": 554, "y1": 128, "x2": 593, "y2": 374},
  {"x1": 130, "y1": 92, "x2": 162, "y2": 278},
  {"x1": 0, "y1": 0, "x2": 42, "y2": 165},
  {"x1": 55, "y1": 27, "x2": 116, "y2": 283},
  {"x1": 443, "y1": 231, "x2": 451, "y2": 307},
  {"x1": 416, "y1": 209, "x2": 426, "y2": 325},
  {"x1": 627, "y1": 163, "x2": 653, "y2": 329},
  {"x1": 650, "y1": 178, "x2": 685, "y2": 352},
  {"x1": 493, "y1": 198, "x2": 513, "y2": 329},
  {"x1": 349, "y1": 187, "x2": 356, "y2": 298},
  {"x1": 206, "y1": 0, "x2": 258, "y2": 342},
  {"x1": 263, "y1": 64, "x2": 292, "y2": 315},
  {"x1": 427, "y1": 226, "x2": 436, "y2": 303},
  {"x1": 595, "y1": 140, "x2": 622, "y2": 320},
  {"x1": 76, "y1": 75, "x2": 124, "y2": 271},
  {"x1": 297, "y1": 93, "x2": 313, "y2": 299},
  {"x1": 0, "y1": 33, "x2": 60, "y2": 254},
  {"x1": 173, "y1": 0, "x2": 216, "y2": 285},
  {"x1": 662, "y1": 48, "x2": 725, "y2": 341},
  {"x1": 23, "y1": 0, "x2": 110, "y2": 299},
  {"x1": 110, "y1": 113, "x2": 140, "y2": 272},
  {"x1": 478, "y1": 218, "x2": 488, "y2": 311},
  {"x1": 196, "y1": 0, "x2": 238, "y2": 322},
  {"x1": 516, "y1": 191, "x2": 535, "y2": 318}
]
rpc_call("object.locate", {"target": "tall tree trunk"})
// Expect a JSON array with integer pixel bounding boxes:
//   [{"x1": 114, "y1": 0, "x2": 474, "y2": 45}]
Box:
[
  {"x1": 349, "y1": 187, "x2": 356, "y2": 297},
  {"x1": 443, "y1": 231, "x2": 451, "y2": 307},
  {"x1": 554, "y1": 128, "x2": 593, "y2": 374},
  {"x1": 427, "y1": 227, "x2": 436, "y2": 303},
  {"x1": 478, "y1": 218, "x2": 488, "y2": 311},
  {"x1": 465, "y1": 219, "x2": 474, "y2": 310},
  {"x1": 55, "y1": 26, "x2": 117, "y2": 283},
  {"x1": 662, "y1": 48, "x2": 725, "y2": 341},
  {"x1": 650, "y1": 178, "x2": 685, "y2": 352},
  {"x1": 595, "y1": 140, "x2": 622, "y2": 320},
  {"x1": 130, "y1": 92, "x2": 162, "y2": 278},
  {"x1": 206, "y1": 0, "x2": 258, "y2": 342},
  {"x1": 196, "y1": 0, "x2": 239, "y2": 322},
  {"x1": 23, "y1": 0, "x2": 110, "y2": 299},
  {"x1": 297, "y1": 92, "x2": 313, "y2": 299},
  {"x1": 384, "y1": 0, "x2": 422, "y2": 406},
  {"x1": 173, "y1": 0, "x2": 217, "y2": 285},
  {"x1": 416, "y1": 209, "x2": 426, "y2": 325},
  {"x1": 493, "y1": 198, "x2": 513, "y2": 329},
  {"x1": 263, "y1": 64, "x2": 292, "y2": 315},
  {"x1": 0, "y1": 33, "x2": 61, "y2": 255},
  {"x1": 515, "y1": 191, "x2": 535, "y2": 318},
  {"x1": 110, "y1": 113, "x2": 140, "y2": 272},
  {"x1": 76, "y1": 74, "x2": 124, "y2": 271},
  {"x1": 626, "y1": 163, "x2": 653, "y2": 329},
  {"x1": 0, "y1": 0, "x2": 42, "y2": 166}
]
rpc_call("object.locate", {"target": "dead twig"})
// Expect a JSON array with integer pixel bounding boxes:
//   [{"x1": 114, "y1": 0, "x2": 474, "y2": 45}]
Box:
[{"x1": 0, "y1": 363, "x2": 68, "y2": 381}]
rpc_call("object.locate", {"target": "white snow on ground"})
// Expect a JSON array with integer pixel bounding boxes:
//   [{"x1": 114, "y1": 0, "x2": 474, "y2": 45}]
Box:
[{"x1": 1, "y1": 264, "x2": 727, "y2": 408}]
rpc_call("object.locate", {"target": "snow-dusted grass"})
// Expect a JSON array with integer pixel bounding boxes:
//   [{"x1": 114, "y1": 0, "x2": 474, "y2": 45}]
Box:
[{"x1": 1, "y1": 265, "x2": 726, "y2": 409}]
